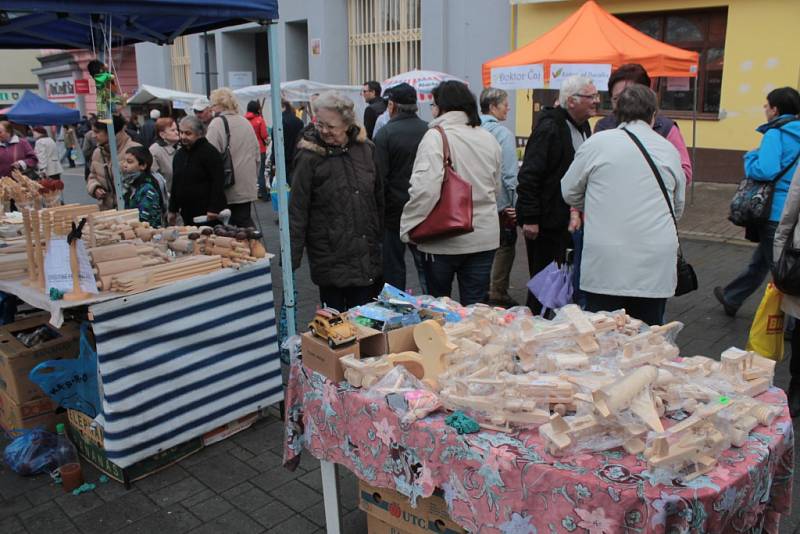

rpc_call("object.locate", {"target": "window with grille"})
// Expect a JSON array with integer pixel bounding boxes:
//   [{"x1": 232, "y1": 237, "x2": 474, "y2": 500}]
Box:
[
  {"x1": 169, "y1": 36, "x2": 192, "y2": 93},
  {"x1": 347, "y1": 0, "x2": 421, "y2": 85},
  {"x1": 617, "y1": 7, "x2": 728, "y2": 115}
]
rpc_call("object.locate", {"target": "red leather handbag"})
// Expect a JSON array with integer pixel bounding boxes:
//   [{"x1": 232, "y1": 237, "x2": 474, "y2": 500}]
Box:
[{"x1": 409, "y1": 126, "x2": 474, "y2": 242}]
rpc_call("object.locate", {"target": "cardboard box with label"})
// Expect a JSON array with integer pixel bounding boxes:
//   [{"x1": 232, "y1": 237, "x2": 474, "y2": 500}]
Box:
[
  {"x1": 0, "y1": 315, "x2": 80, "y2": 404},
  {"x1": 367, "y1": 513, "x2": 411, "y2": 534},
  {"x1": 0, "y1": 389, "x2": 64, "y2": 431},
  {"x1": 356, "y1": 324, "x2": 418, "y2": 358},
  {"x1": 300, "y1": 332, "x2": 360, "y2": 382},
  {"x1": 359, "y1": 480, "x2": 466, "y2": 534}
]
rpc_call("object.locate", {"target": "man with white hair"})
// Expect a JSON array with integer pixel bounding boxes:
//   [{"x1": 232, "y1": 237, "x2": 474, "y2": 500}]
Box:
[
  {"x1": 139, "y1": 108, "x2": 161, "y2": 149},
  {"x1": 516, "y1": 75, "x2": 596, "y2": 314}
]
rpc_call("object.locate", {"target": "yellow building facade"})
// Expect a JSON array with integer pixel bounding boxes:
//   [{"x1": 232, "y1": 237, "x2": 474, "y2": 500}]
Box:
[{"x1": 512, "y1": 0, "x2": 800, "y2": 182}]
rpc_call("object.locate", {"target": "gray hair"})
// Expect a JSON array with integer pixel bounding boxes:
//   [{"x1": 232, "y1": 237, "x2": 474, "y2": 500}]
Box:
[
  {"x1": 394, "y1": 102, "x2": 418, "y2": 114},
  {"x1": 479, "y1": 87, "x2": 508, "y2": 114},
  {"x1": 179, "y1": 115, "x2": 205, "y2": 136},
  {"x1": 558, "y1": 75, "x2": 594, "y2": 107},
  {"x1": 614, "y1": 84, "x2": 658, "y2": 124},
  {"x1": 314, "y1": 91, "x2": 357, "y2": 126}
]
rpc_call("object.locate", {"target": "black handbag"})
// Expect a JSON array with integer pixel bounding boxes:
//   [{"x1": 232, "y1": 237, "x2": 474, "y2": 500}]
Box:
[
  {"x1": 623, "y1": 129, "x2": 698, "y2": 297},
  {"x1": 773, "y1": 226, "x2": 800, "y2": 296},
  {"x1": 729, "y1": 152, "x2": 800, "y2": 227},
  {"x1": 220, "y1": 115, "x2": 236, "y2": 189}
]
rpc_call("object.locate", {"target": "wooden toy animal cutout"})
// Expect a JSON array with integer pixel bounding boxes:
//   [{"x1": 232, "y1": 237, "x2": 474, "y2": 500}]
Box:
[{"x1": 386, "y1": 320, "x2": 456, "y2": 391}]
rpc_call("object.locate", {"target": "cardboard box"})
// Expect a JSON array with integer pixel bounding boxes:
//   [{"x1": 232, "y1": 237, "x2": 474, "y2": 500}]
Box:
[
  {"x1": 66, "y1": 409, "x2": 202, "y2": 484},
  {"x1": 359, "y1": 481, "x2": 466, "y2": 534},
  {"x1": 0, "y1": 315, "x2": 81, "y2": 404},
  {"x1": 356, "y1": 324, "x2": 418, "y2": 358},
  {"x1": 0, "y1": 389, "x2": 64, "y2": 431},
  {"x1": 367, "y1": 513, "x2": 411, "y2": 534},
  {"x1": 202, "y1": 412, "x2": 259, "y2": 446},
  {"x1": 301, "y1": 332, "x2": 359, "y2": 382}
]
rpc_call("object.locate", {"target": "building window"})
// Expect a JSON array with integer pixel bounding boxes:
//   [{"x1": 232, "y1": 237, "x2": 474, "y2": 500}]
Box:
[
  {"x1": 617, "y1": 7, "x2": 727, "y2": 115},
  {"x1": 347, "y1": 0, "x2": 421, "y2": 84},
  {"x1": 170, "y1": 36, "x2": 192, "y2": 93}
]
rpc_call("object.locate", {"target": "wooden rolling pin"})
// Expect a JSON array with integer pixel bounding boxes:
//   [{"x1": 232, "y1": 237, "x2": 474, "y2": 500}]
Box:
[{"x1": 93, "y1": 255, "x2": 165, "y2": 277}]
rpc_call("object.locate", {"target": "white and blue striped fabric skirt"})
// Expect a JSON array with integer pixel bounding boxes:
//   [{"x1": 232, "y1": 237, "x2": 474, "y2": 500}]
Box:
[{"x1": 90, "y1": 259, "x2": 282, "y2": 468}]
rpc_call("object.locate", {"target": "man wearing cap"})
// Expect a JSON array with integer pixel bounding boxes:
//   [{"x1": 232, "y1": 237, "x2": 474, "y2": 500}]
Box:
[
  {"x1": 192, "y1": 97, "x2": 213, "y2": 127},
  {"x1": 373, "y1": 83, "x2": 429, "y2": 292}
]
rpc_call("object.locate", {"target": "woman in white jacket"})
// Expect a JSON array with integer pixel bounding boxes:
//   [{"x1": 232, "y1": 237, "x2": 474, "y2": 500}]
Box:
[
  {"x1": 561, "y1": 85, "x2": 685, "y2": 325},
  {"x1": 400, "y1": 81, "x2": 501, "y2": 305},
  {"x1": 32, "y1": 127, "x2": 63, "y2": 179}
]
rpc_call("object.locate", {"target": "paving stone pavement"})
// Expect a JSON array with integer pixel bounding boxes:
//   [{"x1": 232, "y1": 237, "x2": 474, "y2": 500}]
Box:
[{"x1": 0, "y1": 170, "x2": 797, "y2": 533}]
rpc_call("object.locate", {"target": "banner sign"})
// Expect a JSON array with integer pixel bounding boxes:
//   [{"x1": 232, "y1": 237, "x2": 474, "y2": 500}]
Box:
[
  {"x1": 46, "y1": 76, "x2": 76, "y2": 102},
  {"x1": 549, "y1": 64, "x2": 611, "y2": 90},
  {"x1": 490, "y1": 64, "x2": 545, "y2": 90}
]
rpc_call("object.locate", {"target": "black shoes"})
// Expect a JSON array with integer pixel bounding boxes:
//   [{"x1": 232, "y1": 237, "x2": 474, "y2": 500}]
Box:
[
  {"x1": 788, "y1": 382, "x2": 800, "y2": 418},
  {"x1": 714, "y1": 286, "x2": 738, "y2": 317}
]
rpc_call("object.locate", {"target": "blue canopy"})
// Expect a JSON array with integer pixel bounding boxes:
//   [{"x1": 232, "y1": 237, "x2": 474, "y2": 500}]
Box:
[
  {"x1": 0, "y1": 1, "x2": 279, "y2": 49},
  {"x1": 6, "y1": 90, "x2": 80, "y2": 126}
]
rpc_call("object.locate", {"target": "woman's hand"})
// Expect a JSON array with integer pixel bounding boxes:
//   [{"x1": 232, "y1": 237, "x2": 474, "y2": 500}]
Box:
[
  {"x1": 523, "y1": 224, "x2": 539, "y2": 240},
  {"x1": 93, "y1": 187, "x2": 107, "y2": 200},
  {"x1": 568, "y1": 210, "x2": 582, "y2": 232}
]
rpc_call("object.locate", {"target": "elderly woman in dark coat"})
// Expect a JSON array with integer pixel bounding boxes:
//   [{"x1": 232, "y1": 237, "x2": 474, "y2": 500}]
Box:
[{"x1": 290, "y1": 91, "x2": 383, "y2": 312}]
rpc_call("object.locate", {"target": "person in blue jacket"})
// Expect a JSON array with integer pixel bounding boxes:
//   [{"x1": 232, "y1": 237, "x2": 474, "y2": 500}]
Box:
[{"x1": 715, "y1": 87, "x2": 800, "y2": 316}]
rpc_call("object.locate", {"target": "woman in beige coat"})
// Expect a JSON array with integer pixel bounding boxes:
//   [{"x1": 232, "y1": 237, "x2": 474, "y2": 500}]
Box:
[
  {"x1": 206, "y1": 88, "x2": 260, "y2": 227},
  {"x1": 86, "y1": 115, "x2": 141, "y2": 210},
  {"x1": 400, "y1": 81, "x2": 501, "y2": 305},
  {"x1": 772, "y1": 164, "x2": 800, "y2": 417}
]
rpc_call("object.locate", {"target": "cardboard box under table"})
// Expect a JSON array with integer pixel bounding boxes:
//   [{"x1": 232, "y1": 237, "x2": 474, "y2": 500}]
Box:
[
  {"x1": 359, "y1": 480, "x2": 466, "y2": 534},
  {"x1": 0, "y1": 314, "x2": 80, "y2": 404},
  {"x1": 0, "y1": 390, "x2": 64, "y2": 431}
]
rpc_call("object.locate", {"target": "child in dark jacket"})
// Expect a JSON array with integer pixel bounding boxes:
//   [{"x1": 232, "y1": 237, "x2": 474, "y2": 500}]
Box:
[{"x1": 121, "y1": 146, "x2": 166, "y2": 228}]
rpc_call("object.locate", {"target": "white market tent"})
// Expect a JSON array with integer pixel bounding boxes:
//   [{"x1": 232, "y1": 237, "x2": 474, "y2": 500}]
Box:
[
  {"x1": 127, "y1": 84, "x2": 205, "y2": 108},
  {"x1": 234, "y1": 79, "x2": 365, "y2": 123}
]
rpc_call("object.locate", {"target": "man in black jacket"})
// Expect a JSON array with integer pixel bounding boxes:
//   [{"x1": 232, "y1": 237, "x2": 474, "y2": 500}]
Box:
[
  {"x1": 270, "y1": 99, "x2": 304, "y2": 186},
  {"x1": 374, "y1": 83, "x2": 429, "y2": 292},
  {"x1": 168, "y1": 115, "x2": 227, "y2": 226},
  {"x1": 516, "y1": 75, "x2": 597, "y2": 314},
  {"x1": 362, "y1": 80, "x2": 387, "y2": 140}
]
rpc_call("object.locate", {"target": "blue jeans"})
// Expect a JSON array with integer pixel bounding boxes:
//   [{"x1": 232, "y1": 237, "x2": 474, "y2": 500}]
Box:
[
  {"x1": 584, "y1": 292, "x2": 666, "y2": 326},
  {"x1": 422, "y1": 249, "x2": 495, "y2": 306},
  {"x1": 383, "y1": 230, "x2": 428, "y2": 294},
  {"x1": 724, "y1": 221, "x2": 778, "y2": 309},
  {"x1": 571, "y1": 228, "x2": 587, "y2": 308}
]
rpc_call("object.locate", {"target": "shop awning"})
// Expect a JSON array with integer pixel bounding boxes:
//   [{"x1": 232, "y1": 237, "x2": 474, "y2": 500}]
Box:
[
  {"x1": 0, "y1": 1, "x2": 279, "y2": 49},
  {"x1": 482, "y1": 0, "x2": 699, "y2": 88},
  {"x1": 127, "y1": 84, "x2": 205, "y2": 107}
]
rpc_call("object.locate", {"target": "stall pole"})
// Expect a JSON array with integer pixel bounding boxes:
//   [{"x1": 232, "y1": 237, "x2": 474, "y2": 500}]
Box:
[
  {"x1": 266, "y1": 22, "x2": 296, "y2": 340},
  {"x1": 320, "y1": 460, "x2": 343, "y2": 534},
  {"x1": 691, "y1": 75, "x2": 698, "y2": 205},
  {"x1": 96, "y1": 24, "x2": 126, "y2": 211}
]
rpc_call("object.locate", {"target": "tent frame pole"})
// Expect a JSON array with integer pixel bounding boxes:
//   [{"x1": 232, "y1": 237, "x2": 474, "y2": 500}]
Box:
[
  {"x1": 266, "y1": 24, "x2": 296, "y2": 340},
  {"x1": 96, "y1": 21, "x2": 125, "y2": 211},
  {"x1": 691, "y1": 75, "x2": 697, "y2": 205}
]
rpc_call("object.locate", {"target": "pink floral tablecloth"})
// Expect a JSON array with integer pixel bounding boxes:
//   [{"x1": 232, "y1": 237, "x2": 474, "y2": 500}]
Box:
[{"x1": 283, "y1": 363, "x2": 794, "y2": 533}]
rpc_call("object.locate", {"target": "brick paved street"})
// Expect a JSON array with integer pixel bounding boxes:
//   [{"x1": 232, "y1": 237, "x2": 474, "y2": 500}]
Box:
[{"x1": 0, "y1": 169, "x2": 797, "y2": 533}]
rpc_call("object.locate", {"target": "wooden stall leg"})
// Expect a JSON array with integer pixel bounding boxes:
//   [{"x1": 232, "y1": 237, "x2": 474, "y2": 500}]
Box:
[{"x1": 320, "y1": 460, "x2": 342, "y2": 534}]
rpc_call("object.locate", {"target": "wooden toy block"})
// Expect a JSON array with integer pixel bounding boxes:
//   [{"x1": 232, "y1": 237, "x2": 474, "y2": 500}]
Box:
[{"x1": 340, "y1": 355, "x2": 393, "y2": 388}]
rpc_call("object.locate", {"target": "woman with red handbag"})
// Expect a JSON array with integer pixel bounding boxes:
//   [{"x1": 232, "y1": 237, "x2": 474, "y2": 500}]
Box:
[{"x1": 399, "y1": 81, "x2": 502, "y2": 305}]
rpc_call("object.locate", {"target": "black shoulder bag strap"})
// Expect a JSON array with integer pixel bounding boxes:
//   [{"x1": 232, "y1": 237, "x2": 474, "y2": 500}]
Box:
[
  {"x1": 622, "y1": 128, "x2": 679, "y2": 232},
  {"x1": 221, "y1": 115, "x2": 232, "y2": 152}
]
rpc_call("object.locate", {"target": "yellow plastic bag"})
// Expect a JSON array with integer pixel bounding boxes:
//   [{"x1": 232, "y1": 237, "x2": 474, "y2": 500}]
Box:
[{"x1": 746, "y1": 283, "x2": 785, "y2": 361}]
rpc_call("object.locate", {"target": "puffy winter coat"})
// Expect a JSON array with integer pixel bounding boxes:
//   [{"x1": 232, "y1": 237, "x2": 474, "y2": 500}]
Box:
[
  {"x1": 290, "y1": 124, "x2": 383, "y2": 288},
  {"x1": 86, "y1": 130, "x2": 141, "y2": 210}
]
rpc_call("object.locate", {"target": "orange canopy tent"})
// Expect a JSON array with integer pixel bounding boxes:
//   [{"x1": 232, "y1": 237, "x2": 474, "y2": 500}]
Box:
[{"x1": 481, "y1": 0, "x2": 699, "y2": 88}]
